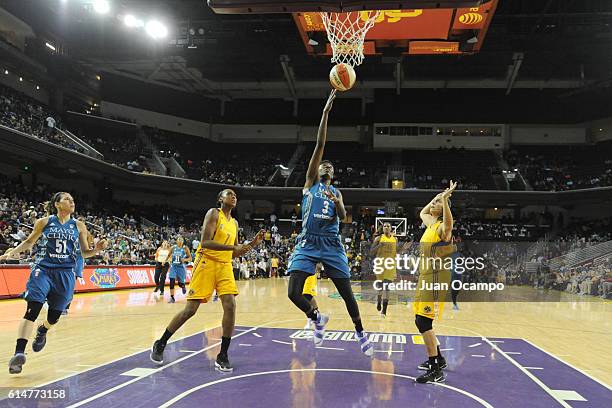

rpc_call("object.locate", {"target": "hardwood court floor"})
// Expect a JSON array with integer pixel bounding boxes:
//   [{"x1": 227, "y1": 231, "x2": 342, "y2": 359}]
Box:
[{"x1": 0, "y1": 278, "x2": 610, "y2": 389}]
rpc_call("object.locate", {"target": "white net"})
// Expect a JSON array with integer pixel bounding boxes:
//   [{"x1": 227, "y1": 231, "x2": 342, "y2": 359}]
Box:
[{"x1": 320, "y1": 10, "x2": 380, "y2": 67}]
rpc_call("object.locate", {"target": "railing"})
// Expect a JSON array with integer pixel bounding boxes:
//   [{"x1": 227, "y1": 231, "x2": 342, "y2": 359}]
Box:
[{"x1": 548, "y1": 239, "x2": 612, "y2": 271}]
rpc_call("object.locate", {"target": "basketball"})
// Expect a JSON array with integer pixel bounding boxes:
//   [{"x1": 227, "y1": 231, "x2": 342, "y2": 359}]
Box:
[{"x1": 329, "y1": 63, "x2": 356, "y2": 91}]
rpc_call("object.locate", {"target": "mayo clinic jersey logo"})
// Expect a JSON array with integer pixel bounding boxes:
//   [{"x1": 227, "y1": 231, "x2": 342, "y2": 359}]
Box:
[
  {"x1": 424, "y1": 306, "x2": 432, "y2": 313},
  {"x1": 188, "y1": 289, "x2": 195, "y2": 296},
  {"x1": 90, "y1": 268, "x2": 120, "y2": 288}
]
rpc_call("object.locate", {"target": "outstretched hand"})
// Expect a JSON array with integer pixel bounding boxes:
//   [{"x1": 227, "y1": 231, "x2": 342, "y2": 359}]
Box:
[
  {"x1": 441, "y1": 180, "x2": 457, "y2": 200},
  {"x1": 323, "y1": 89, "x2": 337, "y2": 113}
]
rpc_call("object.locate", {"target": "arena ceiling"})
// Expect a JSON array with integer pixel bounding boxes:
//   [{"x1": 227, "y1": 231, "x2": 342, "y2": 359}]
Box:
[{"x1": 2, "y1": 0, "x2": 612, "y2": 100}]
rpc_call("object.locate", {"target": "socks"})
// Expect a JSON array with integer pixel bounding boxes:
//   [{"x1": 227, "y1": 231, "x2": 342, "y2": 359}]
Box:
[
  {"x1": 428, "y1": 356, "x2": 439, "y2": 370},
  {"x1": 306, "y1": 308, "x2": 319, "y2": 322},
  {"x1": 437, "y1": 345, "x2": 442, "y2": 358},
  {"x1": 159, "y1": 329, "x2": 174, "y2": 345},
  {"x1": 376, "y1": 294, "x2": 382, "y2": 310},
  {"x1": 220, "y1": 336, "x2": 231, "y2": 356},
  {"x1": 354, "y1": 319, "x2": 364, "y2": 334},
  {"x1": 39, "y1": 324, "x2": 49, "y2": 334},
  {"x1": 382, "y1": 300, "x2": 389, "y2": 314},
  {"x1": 15, "y1": 338, "x2": 27, "y2": 354}
]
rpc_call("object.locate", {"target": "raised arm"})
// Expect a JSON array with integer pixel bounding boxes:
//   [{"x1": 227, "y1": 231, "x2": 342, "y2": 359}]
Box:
[
  {"x1": 0, "y1": 217, "x2": 48, "y2": 261},
  {"x1": 305, "y1": 90, "x2": 337, "y2": 189},
  {"x1": 437, "y1": 180, "x2": 457, "y2": 242},
  {"x1": 419, "y1": 194, "x2": 440, "y2": 227}
]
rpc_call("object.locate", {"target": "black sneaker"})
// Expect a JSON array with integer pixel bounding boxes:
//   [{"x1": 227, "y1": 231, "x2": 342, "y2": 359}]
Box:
[
  {"x1": 376, "y1": 301, "x2": 382, "y2": 312},
  {"x1": 150, "y1": 340, "x2": 165, "y2": 365},
  {"x1": 418, "y1": 356, "x2": 447, "y2": 371},
  {"x1": 416, "y1": 367, "x2": 445, "y2": 384},
  {"x1": 9, "y1": 353, "x2": 26, "y2": 374},
  {"x1": 215, "y1": 353, "x2": 233, "y2": 373},
  {"x1": 32, "y1": 325, "x2": 47, "y2": 352}
]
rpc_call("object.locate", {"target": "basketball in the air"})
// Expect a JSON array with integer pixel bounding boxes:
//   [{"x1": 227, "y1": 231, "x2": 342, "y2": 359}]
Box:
[{"x1": 329, "y1": 63, "x2": 356, "y2": 91}]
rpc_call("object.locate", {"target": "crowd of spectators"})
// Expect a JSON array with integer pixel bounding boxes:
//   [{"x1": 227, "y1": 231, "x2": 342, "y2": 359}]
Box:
[
  {"x1": 506, "y1": 146, "x2": 612, "y2": 191},
  {"x1": 145, "y1": 126, "x2": 285, "y2": 186}
]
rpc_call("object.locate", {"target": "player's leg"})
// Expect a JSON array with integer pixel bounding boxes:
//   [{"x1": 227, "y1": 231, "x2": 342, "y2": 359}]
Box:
[
  {"x1": 33, "y1": 269, "x2": 76, "y2": 353},
  {"x1": 216, "y1": 294, "x2": 236, "y2": 372},
  {"x1": 153, "y1": 262, "x2": 162, "y2": 293},
  {"x1": 150, "y1": 299, "x2": 201, "y2": 365},
  {"x1": 168, "y1": 277, "x2": 176, "y2": 303},
  {"x1": 288, "y1": 271, "x2": 328, "y2": 345},
  {"x1": 12, "y1": 267, "x2": 51, "y2": 369},
  {"x1": 302, "y1": 275, "x2": 318, "y2": 329},
  {"x1": 329, "y1": 276, "x2": 373, "y2": 356},
  {"x1": 415, "y1": 314, "x2": 445, "y2": 383},
  {"x1": 158, "y1": 264, "x2": 169, "y2": 296},
  {"x1": 178, "y1": 267, "x2": 187, "y2": 295},
  {"x1": 9, "y1": 301, "x2": 43, "y2": 374},
  {"x1": 288, "y1": 272, "x2": 319, "y2": 319},
  {"x1": 381, "y1": 279, "x2": 391, "y2": 317},
  {"x1": 214, "y1": 262, "x2": 240, "y2": 372}
]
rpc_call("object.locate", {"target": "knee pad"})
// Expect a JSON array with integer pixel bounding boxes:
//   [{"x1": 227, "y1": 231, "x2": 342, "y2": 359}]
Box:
[
  {"x1": 169, "y1": 278, "x2": 176, "y2": 289},
  {"x1": 415, "y1": 315, "x2": 433, "y2": 333},
  {"x1": 23, "y1": 302, "x2": 44, "y2": 322},
  {"x1": 47, "y1": 309, "x2": 63, "y2": 325}
]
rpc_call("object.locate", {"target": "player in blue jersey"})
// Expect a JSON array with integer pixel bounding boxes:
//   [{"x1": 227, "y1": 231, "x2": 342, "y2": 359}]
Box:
[
  {"x1": 166, "y1": 235, "x2": 192, "y2": 303},
  {"x1": 0, "y1": 192, "x2": 107, "y2": 374},
  {"x1": 287, "y1": 89, "x2": 373, "y2": 357}
]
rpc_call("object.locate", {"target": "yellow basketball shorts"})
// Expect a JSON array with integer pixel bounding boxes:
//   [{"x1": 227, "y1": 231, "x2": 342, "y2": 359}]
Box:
[
  {"x1": 302, "y1": 274, "x2": 317, "y2": 297},
  {"x1": 187, "y1": 257, "x2": 237, "y2": 303},
  {"x1": 412, "y1": 268, "x2": 450, "y2": 320},
  {"x1": 380, "y1": 268, "x2": 397, "y2": 282}
]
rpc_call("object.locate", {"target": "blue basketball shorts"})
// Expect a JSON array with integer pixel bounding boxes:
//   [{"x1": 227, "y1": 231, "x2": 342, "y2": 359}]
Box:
[
  {"x1": 169, "y1": 265, "x2": 187, "y2": 282},
  {"x1": 25, "y1": 265, "x2": 75, "y2": 311},
  {"x1": 287, "y1": 233, "x2": 350, "y2": 278}
]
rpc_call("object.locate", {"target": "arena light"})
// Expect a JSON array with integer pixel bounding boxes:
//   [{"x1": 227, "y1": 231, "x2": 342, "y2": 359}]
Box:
[
  {"x1": 19, "y1": 77, "x2": 23, "y2": 82},
  {"x1": 93, "y1": 0, "x2": 110, "y2": 15},
  {"x1": 124, "y1": 14, "x2": 144, "y2": 28},
  {"x1": 146, "y1": 20, "x2": 168, "y2": 39},
  {"x1": 3, "y1": 69, "x2": 7, "y2": 75},
  {"x1": 36, "y1": 85, "x2": 40, "y2": 90},
  {"x1": 45, "y1": 42, "x2": 56, "y2": 51}
]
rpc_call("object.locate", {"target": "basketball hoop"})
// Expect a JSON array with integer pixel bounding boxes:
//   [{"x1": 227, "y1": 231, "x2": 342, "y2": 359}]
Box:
[{"x1": 320, "y1": 10, "x2": 380, "y2": 67}]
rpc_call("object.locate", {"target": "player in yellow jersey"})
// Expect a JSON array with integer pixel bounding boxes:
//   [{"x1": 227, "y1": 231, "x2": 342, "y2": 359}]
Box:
[
  {"x1": 150, "y1": 189, "x2": 264, "y2": 372},
  {"x1": 413, "y1": 180, "x2": 456, "y2": 384},
  {"x1": 370, "y1": 222, "x2": 411, "y2": 318}
]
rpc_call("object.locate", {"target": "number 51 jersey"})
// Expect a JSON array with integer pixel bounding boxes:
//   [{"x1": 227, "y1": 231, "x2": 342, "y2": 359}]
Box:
[{"x1": 34, "y1": 215, "x2": 79, "y2": 269}]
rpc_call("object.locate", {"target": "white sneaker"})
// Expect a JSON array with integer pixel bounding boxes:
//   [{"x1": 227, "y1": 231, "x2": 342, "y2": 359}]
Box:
[{"x1": 313, "y1": 313, "x2": 329, "y2": 346}]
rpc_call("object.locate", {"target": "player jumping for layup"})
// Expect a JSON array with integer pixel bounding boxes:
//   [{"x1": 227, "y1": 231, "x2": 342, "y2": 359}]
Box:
[
  {"x1": 150, "y1": 189, "x2": 264, "y2": 372},
  {"x1": 287, "y1": 89, "x2": 373, "y2": 356}
]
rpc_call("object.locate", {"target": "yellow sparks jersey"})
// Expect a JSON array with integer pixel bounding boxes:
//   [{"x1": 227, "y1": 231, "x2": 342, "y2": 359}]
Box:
[
  {"x1": 376, "y1": 234, "x2": 397, "y2": 259},
  {"x1": 196, "y1": 209, "x2": 237, "y2": 264},
  {"x1": 420, "y1": 220, "x2": 442, "y2": 244}
]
